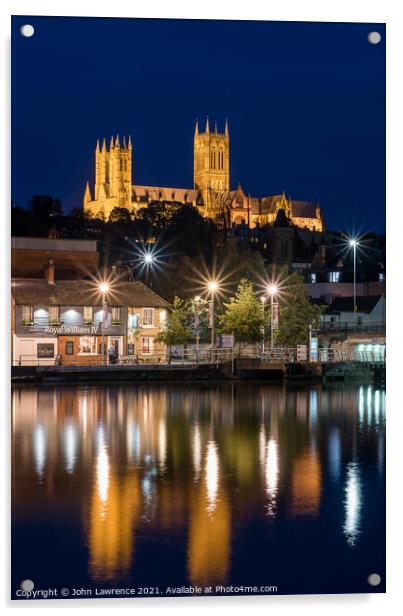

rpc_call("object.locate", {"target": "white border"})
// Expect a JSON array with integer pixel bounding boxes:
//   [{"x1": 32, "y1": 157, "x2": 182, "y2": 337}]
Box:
[{"x1": 1, "y1": 1, "x2": 402, "y2": 614}]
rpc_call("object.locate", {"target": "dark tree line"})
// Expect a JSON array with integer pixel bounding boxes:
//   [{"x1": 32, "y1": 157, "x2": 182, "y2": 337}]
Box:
[{"x1": 11, "y1": 198, "x2": 266, "y2": 301}]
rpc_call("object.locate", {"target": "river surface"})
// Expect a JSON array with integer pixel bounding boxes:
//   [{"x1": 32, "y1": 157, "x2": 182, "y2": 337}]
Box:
[{"x1": 12, "y1": 382, "x2": 385, "y2": 598}]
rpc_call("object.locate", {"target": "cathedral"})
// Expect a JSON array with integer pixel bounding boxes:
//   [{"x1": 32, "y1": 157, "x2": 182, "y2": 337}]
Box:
[{"x1": 83, "y1": 119, "x2": 324, "y2": 231}]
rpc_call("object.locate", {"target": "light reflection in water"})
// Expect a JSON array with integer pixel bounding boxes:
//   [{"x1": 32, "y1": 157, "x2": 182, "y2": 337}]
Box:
[
  {"x1": 205, "y1": 441, "x2": 219, "y2": 514},
  {"x1": 309, "y1": 390, "x2": 318, "y2": 429},
  {"x1": 64, "y1": 421, "x2": 77, "y2": 474},
  {"x1": 328, "y1": 429, "x2": 341, "y2": 481},
  {"x1": 367, "y1": 386, "x2": 372, "y2": 423},
  {"x1": 358, "y1": 386, "x2": 365, "y2": 426},
  {"x1": 259, "y1": 424, "x2": 266, "y2": 470},
  {"x1": 374, "y1": 390, "x2": 380, "y2": 425},
  {"x1": 193, "y1": 423, "x2": 202, "y2": 480},
  {"x1": 264, "y1": 438, "x2": 279, "y2": 517},
  {"x1": 158, "y1": 420, "x2": 167, "y2": 472},
  {"x1": 33, "y1": 423, "x2": 47, "y2": 479},
  {"x1": 343, "y1": 462, "x2": 362, "y2": 546},
  {"x1": 12, "y1": 384, "x2": 385, "y2": 589},
  {"x1": 79, "y1": 395, "x2": 88, "y2": 437},
  {"x1": 96, "y1": 426, "x2": 110, "y2": 509},
  {"x1": 291, "y1": 450, "x2": 322, "y2": 516}
]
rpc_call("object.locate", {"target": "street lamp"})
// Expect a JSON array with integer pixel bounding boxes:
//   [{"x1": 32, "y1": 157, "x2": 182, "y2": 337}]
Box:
[
  {"x1": 349, "y1": 239, "x2": 359, "y2": 315},
  {"x1": 260, "y1": 295, "x2": 266, "y2": 353},
  {"x1": 208, "y1": 280, "x2": 218, "y2": 349},
  {"x1": 143, "y1": 252, "x2": 155, "y2": 287},
  {"x1": 99, "y1": 282, "x2": 109, "y2": 365},
  {"x1": 267, "y1": 284, "x2": 278, "y2": 349},
  {"x1": 193, "y1": 295, "x2": 203, "y2": 363}
]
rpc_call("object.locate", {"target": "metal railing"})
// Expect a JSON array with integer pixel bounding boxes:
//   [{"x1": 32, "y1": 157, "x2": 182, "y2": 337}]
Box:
[
  {"x1": 319, "y1": 321, "x2": 385, "y2": 334},
  {"x1": 13, "y1": 346, "x2": 386, "y2": 367}
]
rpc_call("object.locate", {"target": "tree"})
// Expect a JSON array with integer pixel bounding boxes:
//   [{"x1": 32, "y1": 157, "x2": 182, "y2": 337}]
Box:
[
  {"x1": 219, "y1": 278, "x2": 265, "y2": 345},
  {"x1": 109, "y1": 207, "x2": 132, "y2": 224},
  {"x1": 135, "y1": 202, "x2": 178, "y2": 232},
  {"x1": 163, "y1": 205, "x2": 217, "y2": 258},
  {"x1": 275, "y1": 272, "x2": 322, "y2": 347},
  {"x1": 30, "y1": 195, "x2": 63, "y2": 218},
  {"x1": 215, "y1": 240, "x2": 266, "y2": 295},
  {"x1": 155, "y1": 297, "x2": 192, "y2": 352}
]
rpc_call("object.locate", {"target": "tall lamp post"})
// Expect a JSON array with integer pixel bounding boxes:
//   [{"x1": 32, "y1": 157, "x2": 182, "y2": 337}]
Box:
[
  {"x1": 208, "y1": 281, "x2": 218, "y2": 350},
  {"x1": 260, "y1": 295, "x2": 266, "y2": 353},
  {"x1": 99, "y1": 282, "x2": 109, "y2": 365},
  {"x1": 193, "y1": 295, "x2": 203, "y2": 363},
  {"x1": 144, "y1": 253, "x2": 154, "y2": 287},
  {"x1": 267, "y1": 284, "x2": 278, "y2": 349},
  {"x1": 349, "y1": 239, "x2": 358, "y2": 315}
]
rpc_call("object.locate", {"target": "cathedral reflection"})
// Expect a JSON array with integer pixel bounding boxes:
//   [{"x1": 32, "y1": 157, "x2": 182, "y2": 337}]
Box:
[{"x1": 11, "y1": 383, "x2": 385, "y2": 586}]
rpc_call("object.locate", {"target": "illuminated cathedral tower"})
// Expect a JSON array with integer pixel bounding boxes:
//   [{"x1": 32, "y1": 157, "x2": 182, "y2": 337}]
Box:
[
  {"x1": 84, "y1": 135, "x2": 132, "y2": 219},
  {"x1": 193, "y1": 118, "x2": 230, "y2": 217}
]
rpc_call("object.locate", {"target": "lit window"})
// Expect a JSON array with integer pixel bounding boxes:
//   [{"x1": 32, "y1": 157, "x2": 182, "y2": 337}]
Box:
[
  {"x1": 311, "y1": 273, "x2": 317, "y2": 283},
  {"x1": 79, "y1": 336, "x2": 97, "y2": 355},
  {"x1": 128, "y1": 311, "x2": 139, "y2": 330},
  {"x1": 378, "y1": 273, "x2": 385, "y2": 282},
  {"x1": 141, "y1": 337, "x2": 153, "y2": 354},
  {"x1": 111, "y1": 307, "x2": 121, "y2": 323},
  {"x1": 83, "y1": 306, "x2": 93, "y2": 323},
  {"x1": 142, "y1": 308, "x2": 154, "y2": 327},
  {"x1": 48, "y1": 305, "x2": 60, "y2": 324},
  {"x1": 329, "y1": 271, "x2": 341, "y2": 283},
  {"x1": 21, "y1": 305, "x2": 33, "y2": 325},
  {"x1": 160, "y1": 310, "x2": 167, "y2": 326}
]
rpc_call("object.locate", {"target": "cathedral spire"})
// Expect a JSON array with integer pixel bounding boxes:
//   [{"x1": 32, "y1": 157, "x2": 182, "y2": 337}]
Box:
[
  {"x1": 101, "y1": 138, "x2": 106, "y2": 152},
  {"x1": 225, "y1": 118, "x2": 229, "y2": 136},
  {"x1": 214, "y1": 121, "x2": 218, "y2": 134},
  {"x1": 96, "y1": 139, "x2": 100, "y2": 152},
  {"x1": 123, "y1": 135, "x2": 126, "y2": 148},
  {"x1": 128, "y1": 135, "x2": 132, "y2": 150},
  {"x1": 194, "y1": 119, "x2": 199, "y2": 136},
  {"x1": 84, "y1": 181, "x2": 91, "y2": 203},
  {"x1": 110, "y1": 135, "x2": 114, "y2": 150},
  {"x1": 115, "y1": 134, "x2": 120, "y2": 148},
  {"x1": 205, "y1": 116, "x2": 210, "y2": 134}
]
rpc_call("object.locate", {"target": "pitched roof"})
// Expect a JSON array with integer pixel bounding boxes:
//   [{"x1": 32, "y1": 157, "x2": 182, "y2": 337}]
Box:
[
  {"x1": 325, "y1": 295, "x2": 384, "y2": 314},
  {"x1": 132, "y1": 185, "x2": 199, "y2": 204},
  {"x1": 290, "y1": 200, "x2": 318, "y2": 218},
  {"x1": 12, "y1": 279, "x2": 169, "y2": 308}
]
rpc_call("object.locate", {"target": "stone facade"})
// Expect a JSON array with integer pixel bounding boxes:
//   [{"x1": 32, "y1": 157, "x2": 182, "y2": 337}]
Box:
[
  {"x1": 12, "y1": 279, "x2": 169, "y2": 365},
  {"x1": 83, "y1": 119, "x2": 324, "y2": 231}
]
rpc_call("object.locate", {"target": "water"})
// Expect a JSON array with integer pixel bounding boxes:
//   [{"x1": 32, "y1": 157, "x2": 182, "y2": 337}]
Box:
[{"x1": 11, "y1": 383, "x2": 385, "y2": 597}]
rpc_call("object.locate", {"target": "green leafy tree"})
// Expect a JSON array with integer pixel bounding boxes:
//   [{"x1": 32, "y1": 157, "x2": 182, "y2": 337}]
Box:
[
  {"x1": 275, "y1": 272, "x2": 322, "y2": 347},
  {"x1": 219, "y1": 278, "x2": 266, "y2": 345},
  {"x1": 155, "y1": 297, "x2": 192, "y2": 352}
]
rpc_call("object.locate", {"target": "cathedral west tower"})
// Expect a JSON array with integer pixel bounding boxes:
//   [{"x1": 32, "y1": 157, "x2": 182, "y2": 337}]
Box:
[{"x1": 193, "y1": 118, "x2": 230, "y2": 218}]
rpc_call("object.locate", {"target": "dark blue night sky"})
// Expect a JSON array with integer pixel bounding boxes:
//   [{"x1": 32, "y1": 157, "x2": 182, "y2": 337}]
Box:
[{"x1": 12, "y1": 16, "x2": 385, "y2": 232}]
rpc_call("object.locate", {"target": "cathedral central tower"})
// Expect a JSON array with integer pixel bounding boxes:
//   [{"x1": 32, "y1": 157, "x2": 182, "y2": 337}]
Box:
[{"x1": 193, "y1": 118, "x2": 230, "y2": 215}]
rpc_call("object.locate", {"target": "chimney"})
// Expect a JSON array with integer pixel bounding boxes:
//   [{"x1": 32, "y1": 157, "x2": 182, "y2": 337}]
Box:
[{"x1": 45, "y1": 259, "x2": 55, "y2": 285}]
